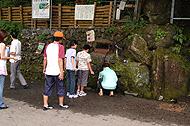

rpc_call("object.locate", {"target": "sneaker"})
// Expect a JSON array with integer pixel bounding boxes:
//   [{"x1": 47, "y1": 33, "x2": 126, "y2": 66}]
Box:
[
  {"x1": 79, "y1": 91, "x2": 87, "y2": 97},
  {"x1": 10, "y1": 86, "x2": 15, "y2": 89},
  {"x1": 66, "y1": 92, "x2": 70, "y2": 97},
  {"x1": 77, "y1": 90, "x2": 80, "y2": 96},
  {"x1": 68, "y1": 95, "x2": 74, "y2": 98},
  {"x1": 0, "y1": 105, "x2": 8, "y2": 110},
  {"x1": 23, "y1": 85, "x2": 29, "y2": 89},
  {"x1": 73, "y1": 94, "x2": 78, "y2": 98},
  {"x1": 59, "y1": 104, "x2": 69, "y2": 109},
  {"x1": 68, "y1": 94, "x2": 78, "y2": 98},
  {"x1": 43, "y1": 105, "x2": 53, "y2": 111}
]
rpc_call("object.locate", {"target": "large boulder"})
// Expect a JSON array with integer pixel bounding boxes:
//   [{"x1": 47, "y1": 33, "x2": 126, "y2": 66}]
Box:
[
  {"x1": 112, "y1": 60, "x2": 151, "y2": 98},
  {"x1": 128, "y1": 34, "x2": 152, "y2": 66},
  {"x1": 152, "y1": 48, "x2": 190, "y2": 100}
]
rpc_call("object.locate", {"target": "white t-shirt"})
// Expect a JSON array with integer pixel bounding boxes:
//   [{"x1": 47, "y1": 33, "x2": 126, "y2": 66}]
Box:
[
  {"x1": 65, "y1": 48, "x2": 76, "y2": 70},
  {"x1": 9, "y1": 39, "x2": 21, "y2": 63},
  {"x1": 44, "y1": 42, "x2": 65, "y2": 76},
  {"x1": 76, "y1": 50, "x2": 91, "y2": 70}
]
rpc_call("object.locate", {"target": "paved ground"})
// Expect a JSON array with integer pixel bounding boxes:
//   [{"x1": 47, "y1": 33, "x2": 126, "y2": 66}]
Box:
[
  {"x1": 0, "y1": 98, "x2": 177, "y2": 126},
  {"x1": 1, "y1": 80, "x2": 190, "y2": 126}
]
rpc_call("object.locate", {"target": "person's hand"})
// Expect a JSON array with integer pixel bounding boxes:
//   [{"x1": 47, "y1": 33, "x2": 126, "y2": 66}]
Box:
[
  {"x1": 90, "y1": 71, "x2": 94, "y2": 75},
  {"x1": 59, "y1": 73, "x2": 64, "y2": 80},
  {"x1": 13, "y1": 57, "x2": 17, "y2": 60}
]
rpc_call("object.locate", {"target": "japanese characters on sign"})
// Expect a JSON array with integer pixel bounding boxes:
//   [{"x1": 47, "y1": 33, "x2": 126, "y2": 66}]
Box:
[{"x1": 75, "y1": 5, "x2": 95, "y2": 20}]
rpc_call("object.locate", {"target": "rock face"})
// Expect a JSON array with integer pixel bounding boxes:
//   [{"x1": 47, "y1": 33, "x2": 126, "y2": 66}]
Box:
[
  {"x1": 129, "y1": 34, "x2": 152, "y2": 66},
  {"x1": 143, "y1": 0, "x2": 171, "y2": 24},
  {"x1": 113, "y1": 24, "x2": 190, "y2": 100},
  {"x1": 152, "y1": 48, "x2": 189, "y2": 100},
  {"x1": 112, "y1": 60, "x2": 150, "y2": 98}
]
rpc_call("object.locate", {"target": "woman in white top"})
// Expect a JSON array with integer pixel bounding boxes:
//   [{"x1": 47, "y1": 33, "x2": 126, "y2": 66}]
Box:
[{"x1": 0, "y1": 29, "x2": 15, "y2": 109}]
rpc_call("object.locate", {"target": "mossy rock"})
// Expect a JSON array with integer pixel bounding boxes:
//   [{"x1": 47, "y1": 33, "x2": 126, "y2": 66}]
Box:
[{"x1": 152, "y1": 48, "x2": 190, "y2": 100}]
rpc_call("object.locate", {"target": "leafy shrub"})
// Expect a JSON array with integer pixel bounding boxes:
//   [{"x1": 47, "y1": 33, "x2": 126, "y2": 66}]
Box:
[
  {"x1": 0, "y1": 21, "x2": 25, "y2": 34},
  {"x1": 171, "y1": 26, "x2": 187, "y2": 54},
  {"x1": 124, "y1": 18, "x2": 147, "y2": 33},
  {"x1": 173, "y1": 27, "x2": 187, "y2": 44},
  {"x1": 155, "y1": 28, "x2": 167, "y2": 41}
]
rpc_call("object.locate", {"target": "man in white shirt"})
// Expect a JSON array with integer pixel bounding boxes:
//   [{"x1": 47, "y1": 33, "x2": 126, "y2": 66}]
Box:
[{"x1": 9, "y1": 32, "x2": 28, "y2": 89}]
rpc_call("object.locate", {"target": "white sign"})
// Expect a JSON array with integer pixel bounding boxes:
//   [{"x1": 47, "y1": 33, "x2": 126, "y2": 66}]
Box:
[
  {"x1": 116, "y1": 9, "x2": 121, "y2": 20},
  {"x1": 86, "y1": 30, "x2": 95, "y2": 42},
  {"x1": 32, "y1": 0, "x2": 50, "y2": 19},
  {"x1": 75, "y1": 5, "x2": 95, "y2": 20},
  {"x1": 119, "y1": 1, "x2": 126, "y2": 10}
]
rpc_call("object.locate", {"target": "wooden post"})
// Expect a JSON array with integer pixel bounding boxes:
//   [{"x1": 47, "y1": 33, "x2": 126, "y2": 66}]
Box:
[
  {"x1": 137, "y1": 0, "x2": 142, "y2": 20},
  {"x1": 112, "y1": 0, "x2": 117, "y2": 24},
  {"x1": 34, "y1": 20, "x2": 37, "y2": 29},
  {"x1": 58, "y1": 4, "x2": 62, "y2": 29},
  {"x1": 20, "y1": 5, "x2": 23, "y2": 24},
  {"x1": 8, "y1": 7, "x2": 12, "y2": 21},
  {"x1": 133, "y1": 0, "x2": 139, "y2": 20},
  {"x1": 108, "y1": 1, "x2": 113, "y2": 26},
  {"x1": 91, "y1": 2, "x2": 96, "y2": 27},
  {"x1": 0, "y1": 8, "x2": 2, "y2": 20},
  {"x1": 74, "y1": 4, "x2": 77, "y2": 28}
]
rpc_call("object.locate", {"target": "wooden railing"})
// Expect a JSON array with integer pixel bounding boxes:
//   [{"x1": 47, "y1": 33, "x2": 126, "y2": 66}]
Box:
[{"x1": 0, "y1": 2, "x2": 113, "y2": 29}]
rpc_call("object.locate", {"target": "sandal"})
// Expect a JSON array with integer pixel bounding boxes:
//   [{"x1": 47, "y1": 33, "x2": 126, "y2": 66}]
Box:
[{"x1": 43, "y1": 105, "x2": 53, "y2": 111}]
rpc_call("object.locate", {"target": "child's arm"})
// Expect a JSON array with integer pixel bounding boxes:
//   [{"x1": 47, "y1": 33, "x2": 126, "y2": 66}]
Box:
[
  {"x1": 58, "y1": 58, "x2": 64, "y2": 80},
  {"x1": 0, "y1": 45, "x2": 15, "y2": 60},
  {"x1": 87, "y1": 62, "x2": 94, "y2": 75},
  {"x1": 43, "y1": 57, "x2": 47, "y2": 73},
  {"x1": 71, "y1": 57, "x2": 76, "y2": 70}
]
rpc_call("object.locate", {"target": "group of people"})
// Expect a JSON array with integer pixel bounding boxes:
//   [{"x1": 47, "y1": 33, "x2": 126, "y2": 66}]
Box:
[
  {"x1": 0, "y1": 30, "x2": 29, "y2": 110},
  {"x1": 0, "y1": 30, "x2": 118, "y2": 111},
  {"x1": 43, "y1": 31, "x2": 118, "y2": 110}
]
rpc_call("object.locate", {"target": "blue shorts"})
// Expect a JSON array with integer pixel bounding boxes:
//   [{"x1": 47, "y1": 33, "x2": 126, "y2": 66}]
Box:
[{"x1": 43, "y1": 75, "x2": 65, "y2": 96}]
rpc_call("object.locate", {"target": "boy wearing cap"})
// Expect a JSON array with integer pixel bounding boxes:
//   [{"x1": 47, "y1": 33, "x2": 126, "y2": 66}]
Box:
[
  {"x1": 43, "y1": 31, "x2": 68, "y2": 110},
  {"x1": 76, "y1": 44, "x2": 94, "y2": 96}
]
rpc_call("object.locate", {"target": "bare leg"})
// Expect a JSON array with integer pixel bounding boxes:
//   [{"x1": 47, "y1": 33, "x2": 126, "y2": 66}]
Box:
[
  {"x1": 58, "y1": 96, "x2": 64, "y2": 105},
  {"x1": 77, "y1": 85, "x2": 80, "y2": 92},
  {"x1": 81, "y1": 85, "x2": 84, "y2": 92},
  {"x1": 43, "y1": 95, "x2": 48, "y2": 107}
]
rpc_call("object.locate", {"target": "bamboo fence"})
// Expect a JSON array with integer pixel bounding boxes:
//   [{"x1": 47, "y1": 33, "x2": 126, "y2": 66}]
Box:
[{"x1": 0, "y1": 2, "x2": 113, "y2": 29}]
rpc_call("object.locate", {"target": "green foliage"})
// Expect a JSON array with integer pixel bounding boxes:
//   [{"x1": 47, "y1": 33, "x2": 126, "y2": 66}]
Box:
[
  {"x1": 173, "y1": 27, "x2": 187, "y2": 44},
  {"x1": 105, "y1": 26, "x2": 116, "y2": 34},
  {"x1": 171, "y1": 44, "x2": 182, "y2": 54},
  {"x1": 37, "y1": 34, "x2": 48, "y2": 41},
  {"x1": 155, "y1": 28, "x2": 167, "y2": 41},
  {"x1": 124, "y1": 18, "x2": 147, "y2": 33},
  {"x1": 0, "y1": 21, "x2": 25, "y2": 34},
  {"x1": 171, "y1": 26, "x2": 187, "y2": 54},
  {"x1": 0, "y1": 0, "x2": 31, "y2": 7}
]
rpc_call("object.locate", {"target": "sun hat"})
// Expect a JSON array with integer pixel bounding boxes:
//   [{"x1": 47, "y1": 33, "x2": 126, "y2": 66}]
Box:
[{"x1": 53, "y1": 31, "x2": 65, "y2": 39}]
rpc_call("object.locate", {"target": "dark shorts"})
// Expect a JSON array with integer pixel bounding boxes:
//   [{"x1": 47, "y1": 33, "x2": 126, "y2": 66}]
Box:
[
  {"x1": 43, "y1": 75, "x2": 65, "y2": 97},
  {"x1": 77, "y1": 70, "x2": 89, "y2": 86}
]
